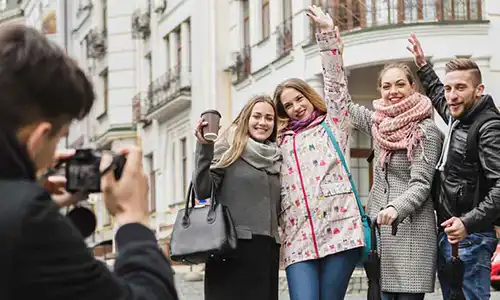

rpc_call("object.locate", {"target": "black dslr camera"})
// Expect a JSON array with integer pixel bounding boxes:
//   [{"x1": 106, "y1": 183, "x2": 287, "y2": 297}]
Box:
[
  {"x1": 64, "y1": 149, "x2": 126, "y2": 193},
  {"x1": 40, "y1": 149, "x2": 127, "y2": 239}
]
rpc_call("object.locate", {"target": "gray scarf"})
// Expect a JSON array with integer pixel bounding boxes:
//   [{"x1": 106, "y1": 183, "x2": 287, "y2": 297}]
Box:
[{"x1": 213, "y1": 128, "x2": 281, "y2": 174}]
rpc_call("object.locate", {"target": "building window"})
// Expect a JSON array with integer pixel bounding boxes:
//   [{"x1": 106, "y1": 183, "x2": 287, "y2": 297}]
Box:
[
  {"x1": 147, "y1": 53, "x2": 153, "y2": 84},
  {"x1": 187, "y1": 19, "x2": 192, "y2": 71},
  {"x1": 146, "y1": 154, "x2": 156, "y2": 212},
  {"x1": 176, "y1": 27, "x2": 182, "y2": 74},
  {"x1": 102, "y1": 0, "x2": 107, "y2": 33},
  {"x1": 261, "y1": 0, "x2": 270, "y2": 40},
  {"x1": 181, "y1": 138, "x2": 187, "y2": 197},
  {"x1": 243, "y1": 1, "x2": 250, "y2": 47},
  {"x1": 171, "y1": 143, "x2": 177, "y2": 202},
  {"x1": 84, "y1": 35, "x2": 90, "y2": 60},
  {"x1": 80, "y1": 39, "x2": 86, "y2": 65},
  {"x1": 283, "y1": 0, "x2": 292, "y2": 20},
  {"x1": 163, "y1": 35, "x2": 170, "y2": 71},
  {"x1": 99, "y1": 69, "x2": 108, "y2": 116},
  {"x1": 145, "y1": 53, "x2": 153, "y2": 94},
  {"x1": 350, "y1": 129, "x2": 373, "y2": 210}
]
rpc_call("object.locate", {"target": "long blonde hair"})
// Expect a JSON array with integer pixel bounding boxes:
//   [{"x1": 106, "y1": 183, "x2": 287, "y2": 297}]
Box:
[
  {"x1": 214, "y1": 95, "x2": 278, "y2": 169},
  {"x1": 272, "y1": 78, "x2": 327, "y2": 132}
]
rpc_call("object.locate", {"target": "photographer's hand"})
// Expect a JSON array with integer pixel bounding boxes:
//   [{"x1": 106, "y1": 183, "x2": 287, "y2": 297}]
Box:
[
  {"x1": 45, "y1": 175, "x2": 89, "y2": 208},
  {"x1": 100, "y1": 147, "x2": 150, "y2": 227},
  {"x1": 40, "y1": 149, "x2": 88, "y2": 208}
]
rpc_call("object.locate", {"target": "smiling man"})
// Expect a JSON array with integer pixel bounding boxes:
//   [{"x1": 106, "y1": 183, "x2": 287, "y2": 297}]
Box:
[{"x1": 408, "y1": 34, "x2": 500, "y2": 300}]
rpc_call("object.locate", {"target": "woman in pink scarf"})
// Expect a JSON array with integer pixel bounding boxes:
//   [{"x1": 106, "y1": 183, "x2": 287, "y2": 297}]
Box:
[{"x1": 348, "y1": 62, "x2": 443, "y2": 300}]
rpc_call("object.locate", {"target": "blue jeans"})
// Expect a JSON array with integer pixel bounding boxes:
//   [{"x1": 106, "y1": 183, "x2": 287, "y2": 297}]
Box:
[
  {"x1": 285, "y1": 248, "x2": 361, "y2": 300},
  {"x1": 437, "y1": 231, "x2": 498, "y2": 300}
]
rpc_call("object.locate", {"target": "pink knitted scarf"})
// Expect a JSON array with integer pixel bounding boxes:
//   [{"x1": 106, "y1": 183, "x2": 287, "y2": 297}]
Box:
[{"x1": 371, "y1": 92, "x2": 433, "y2": 167}]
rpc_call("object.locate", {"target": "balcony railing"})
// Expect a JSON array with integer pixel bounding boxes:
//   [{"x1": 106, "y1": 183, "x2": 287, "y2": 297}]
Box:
[
  {"x1": 276, "y1": 17, "x2": 293, "y2": 59},
  {"x1": 309, "y1": 0, "x2": 484, "y2": 42},
  {"x1": 131, "y1": 9, "x2": 151, "y2": 39},
  {"x1": 87, "y1": 28, "x2": 107, "y2": 59},
  {"x1": 233, "y1": 46, "x2": 251, "y2": 84},
  {"x1": 132, "y1": 91, "x2": 148, "y2": 125},
  {"x1": 145, "y1": 66, "x2": 191, "y2": 115}
]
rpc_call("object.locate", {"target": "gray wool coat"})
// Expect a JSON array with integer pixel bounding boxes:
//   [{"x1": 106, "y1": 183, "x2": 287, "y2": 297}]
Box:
[
  {"x1": 348, "y1": 102, "x2": 443, "y2": 293},
  {"x1": 193, "y1": 142, "x2": 281, "y2": 244}
]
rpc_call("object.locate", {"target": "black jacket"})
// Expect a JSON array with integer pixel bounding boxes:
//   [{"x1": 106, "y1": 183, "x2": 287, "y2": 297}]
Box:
[
  {"x1": 0, "y1": 129, "x2": 178, "y2": 300},
  {"x1": 418, "y1": 64, "x2": 500, "y2": 234}
]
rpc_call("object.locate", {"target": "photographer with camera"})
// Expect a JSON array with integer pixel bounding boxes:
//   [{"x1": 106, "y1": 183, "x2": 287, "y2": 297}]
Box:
[{"x1": 0, "y1": 23, "x2": 178, "y2": 299}]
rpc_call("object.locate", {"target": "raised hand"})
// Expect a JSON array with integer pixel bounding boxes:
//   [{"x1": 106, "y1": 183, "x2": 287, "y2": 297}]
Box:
[
  {"x1": 307, "y1": 5, "x2": 334, "y2": 33},
  {"x1": 407, "y1": 33, "x2": 427, "y2": 68},
  {"x1": 194, "y1": 119, "x2": 210, "y2": 144}
]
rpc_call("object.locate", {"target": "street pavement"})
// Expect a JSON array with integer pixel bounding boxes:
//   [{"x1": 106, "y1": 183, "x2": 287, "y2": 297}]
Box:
[
  {"x1": 172, "y1": 267, "x2": 500, "y2": 300},
  {"x1": 306, "y1": 292, "x2": 500, "y2": 300},
  {"x1": 345, "y1": 292, "x2": 500, "y2": 300}
]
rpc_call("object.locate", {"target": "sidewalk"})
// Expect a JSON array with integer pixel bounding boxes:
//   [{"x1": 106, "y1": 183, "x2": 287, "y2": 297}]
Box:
[
  {"x1": 172, "y1": 265, "x2": 369, "y2": 295},
  {"x1": 172, "y1": 265, "x2": 443, "y2": 297},
  {"x1": 171, "y1": 265, "x2": 500, "y2": 300}
]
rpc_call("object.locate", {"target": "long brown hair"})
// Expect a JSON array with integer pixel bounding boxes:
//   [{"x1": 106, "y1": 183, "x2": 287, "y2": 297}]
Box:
[
  {"x1": 214, "y1": 95, "x2": 278, "y2": 169},
  {"x1": 272, "y1": 78, "x2": 326, "y2": 132}
]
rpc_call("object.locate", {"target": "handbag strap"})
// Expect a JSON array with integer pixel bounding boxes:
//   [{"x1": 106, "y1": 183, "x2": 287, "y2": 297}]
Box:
[
  {"x1": 321, "y1": 121, "x2": 367, "y2": 218},
  {"x1": 183, "y1": 181, "x2": 217, "y2": 218}
]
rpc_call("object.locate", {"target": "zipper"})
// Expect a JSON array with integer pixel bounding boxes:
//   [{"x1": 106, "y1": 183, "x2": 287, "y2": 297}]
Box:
[
  {"x1": 453, "y1": 185, "x2": 463, "y2": 213},
  {"x1": 292, "y1": 134, "x2": 320, "y2": 258}
]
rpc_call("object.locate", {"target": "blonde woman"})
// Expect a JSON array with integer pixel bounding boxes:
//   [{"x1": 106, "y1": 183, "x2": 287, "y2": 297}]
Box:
[
  {"x1": 272, "y1": 6, "x2": 363, "y2": 300},
  {"x1": 193, "y1": 95, "x2": 282, "y2": 300}
]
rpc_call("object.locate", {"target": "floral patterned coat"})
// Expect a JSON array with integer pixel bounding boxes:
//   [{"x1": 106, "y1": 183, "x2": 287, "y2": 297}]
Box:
[{"x1": 279, "y1": 31, "x2": 364, "y2": 268}]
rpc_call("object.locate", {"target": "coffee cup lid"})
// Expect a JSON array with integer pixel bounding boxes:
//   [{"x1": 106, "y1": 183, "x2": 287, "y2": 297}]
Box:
[{"x1": 201, "y1": 109, "x2": 221, "y2": 118}]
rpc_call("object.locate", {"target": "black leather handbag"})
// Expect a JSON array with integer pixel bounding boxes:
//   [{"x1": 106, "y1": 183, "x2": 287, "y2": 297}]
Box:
[{"x1": 169, "y1": 182, "x2": 238, "y2": 264}]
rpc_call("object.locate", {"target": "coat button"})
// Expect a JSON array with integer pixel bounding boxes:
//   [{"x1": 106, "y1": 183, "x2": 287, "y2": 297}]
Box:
[{"x1": 384, "y1": 188, "x2": 387, "y2": 194}]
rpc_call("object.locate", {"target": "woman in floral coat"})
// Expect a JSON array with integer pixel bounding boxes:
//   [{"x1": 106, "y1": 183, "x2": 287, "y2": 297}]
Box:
[{"x1": 272, "y1": 6, "x2": 363, "y2": 300}]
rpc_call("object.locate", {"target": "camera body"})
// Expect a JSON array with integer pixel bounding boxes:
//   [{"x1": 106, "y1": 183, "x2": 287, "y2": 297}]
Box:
[{"x1": 65, "y1": 148, "x2": 126, "y2": 193}]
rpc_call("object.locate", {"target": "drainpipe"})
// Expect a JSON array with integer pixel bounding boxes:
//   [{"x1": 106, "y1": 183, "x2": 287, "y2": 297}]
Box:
[{"x1": 63, "y1": 0, "x2": 68, "y2": 52}]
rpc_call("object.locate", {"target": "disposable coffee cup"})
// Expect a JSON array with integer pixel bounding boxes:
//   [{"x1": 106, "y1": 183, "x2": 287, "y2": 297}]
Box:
[{"x1": 201, "y1": 109, "x2": 221, "y2": 142}]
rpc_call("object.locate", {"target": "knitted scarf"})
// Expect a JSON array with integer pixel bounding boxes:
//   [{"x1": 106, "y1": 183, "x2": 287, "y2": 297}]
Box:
[
  {"x1": 371, "y1": 92, "x2": 433, "y2": 167},
  {"x1": 213, "y1": 126, "x2": 282, "y2": 174},
  {"x1": 287, "y1": 110, "x2": 322, "y2": 133}
]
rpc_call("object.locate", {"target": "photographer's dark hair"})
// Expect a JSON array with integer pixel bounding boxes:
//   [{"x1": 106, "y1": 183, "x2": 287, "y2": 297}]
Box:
[{"x1": 0, "y1": 23, "x2": 94, "y2": 134}]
